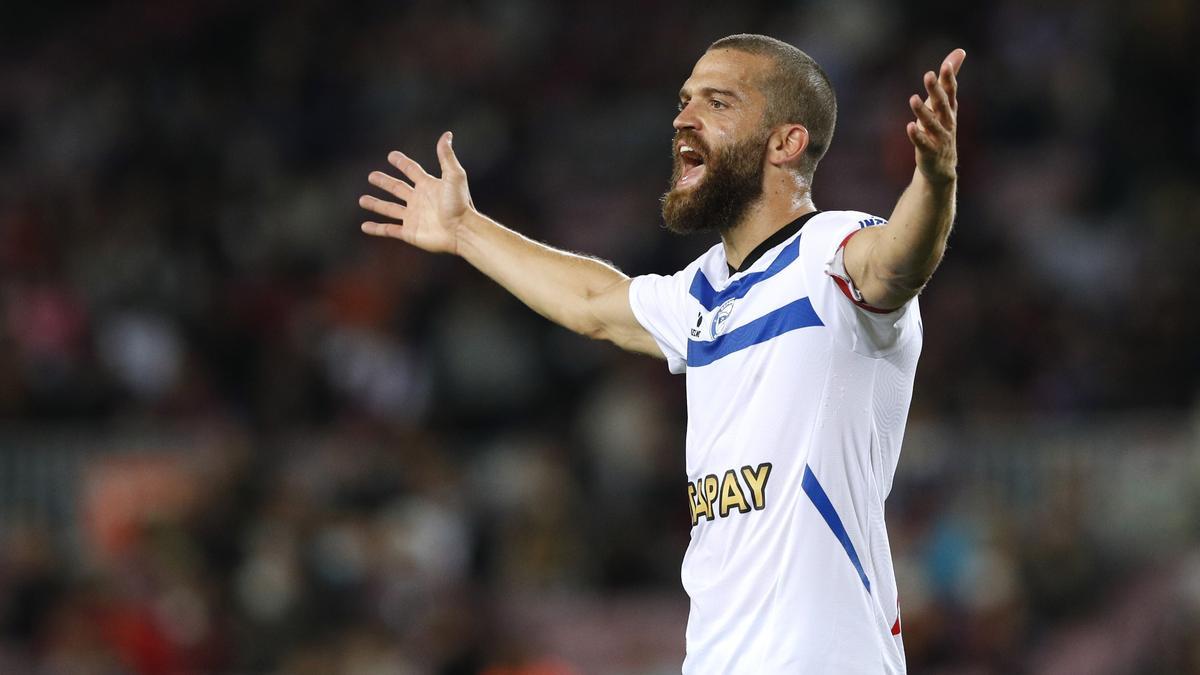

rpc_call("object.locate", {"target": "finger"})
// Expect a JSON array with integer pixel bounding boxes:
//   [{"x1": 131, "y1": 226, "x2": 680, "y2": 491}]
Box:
[
  {"x1": 943, "y1": 48, "x2": 966, "y2": 76},
  {"x1": 436, "y1": 131, "x2": 466, "y2": 179},
  {"x1": 941, "y1": 64, "x2": 958, "y2": 114},
  {"x1": 923, "y1": 71, "x2": 948, "y2": 116},
  {"x1": 924, "y1": 71, "x2": 952, "y2": 127},
  {"x1": 387, "y1": 151, "x2": 432, "y2": 184},
  {"x1": 369, "y1": 171, "x2": 413, "y2": 201},
  {"x1": 358, "y1": 194, "x2": 406, "y2": 221},
  {"x1": 906, "y1": 121, "x2": 935, "y2": 151},
  {"x1": 361, "y1": 221, "x2": 406, "y2": 240},
  {"x1": 910, "y1": 94, "x2": 946, "y2": 138}
]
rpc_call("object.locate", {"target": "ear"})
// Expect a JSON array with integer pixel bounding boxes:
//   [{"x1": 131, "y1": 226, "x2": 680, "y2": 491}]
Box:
[{"x1": 766, "y1": 124, "x2": 809, "y2": 167}]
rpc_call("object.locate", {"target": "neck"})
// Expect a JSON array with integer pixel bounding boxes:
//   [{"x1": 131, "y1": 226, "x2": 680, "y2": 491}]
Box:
[{"x1": 722, "y1": 175, "x2": 816, "y2": 270}]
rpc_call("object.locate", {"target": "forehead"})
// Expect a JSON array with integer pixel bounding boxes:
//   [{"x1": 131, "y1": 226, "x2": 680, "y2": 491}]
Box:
[{"x1": 680, "y1": 48, "x2": 770, "y2": 100}]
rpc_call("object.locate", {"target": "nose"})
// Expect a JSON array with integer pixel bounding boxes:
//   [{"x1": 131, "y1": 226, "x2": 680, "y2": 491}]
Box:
[{"x1": 673, "y1": 101, "x2": 699, "y2": 131}]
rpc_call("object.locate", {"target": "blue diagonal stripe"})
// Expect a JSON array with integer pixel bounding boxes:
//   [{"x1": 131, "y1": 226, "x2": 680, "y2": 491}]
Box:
[
  {"x1": 689, "y1": 234, "x2": 803, "y2": 311},
  {"x1": 802, "y1": 465, "x2": 871, "y2": 593},
  {"x1": 686, "y1": 297, "x2": 822, "y2": 367}
]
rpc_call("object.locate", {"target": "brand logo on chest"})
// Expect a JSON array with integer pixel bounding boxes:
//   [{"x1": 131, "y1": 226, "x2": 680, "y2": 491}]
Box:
[{"x1": 710, "y1": 298, "x2": 736, "y2": 339}]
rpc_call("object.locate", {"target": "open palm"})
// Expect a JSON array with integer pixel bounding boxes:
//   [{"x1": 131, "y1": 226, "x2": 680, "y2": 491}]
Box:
[
  {"x1": 359, "y1": 132, "x2": 474, "y2": 255},
  {"x1": 907, "y1": 49, "x2": 965, "y2": 186}
]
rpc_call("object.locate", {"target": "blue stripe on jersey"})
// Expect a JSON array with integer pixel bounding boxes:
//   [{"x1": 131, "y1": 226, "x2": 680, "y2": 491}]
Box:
[
  {"x1": 689, "y1": 234, "x2": 802, "y2": 311},
  {"x1": 686, "y1": 297, "x2": 822, "y2": 368},
  {"x1": 802, "y1": 465, "x2": 871, "y2": 593}
]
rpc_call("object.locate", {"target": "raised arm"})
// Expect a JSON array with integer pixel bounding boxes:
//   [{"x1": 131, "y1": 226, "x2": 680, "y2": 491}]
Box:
[
  {"x1": 843, "y1": 49, "x2": 966, "y2": 310},
  {"x1": 359, "y1": 132, "x2": 660, "y2": 357}
]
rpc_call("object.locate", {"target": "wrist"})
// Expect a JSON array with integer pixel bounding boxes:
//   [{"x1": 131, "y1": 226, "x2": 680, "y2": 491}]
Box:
[
  {"x1": 915, "y1": 167, "x2": 957, "y2": 192},
  {"x1": 456, "y1": 208, "x2": 491, "y2": 261}
]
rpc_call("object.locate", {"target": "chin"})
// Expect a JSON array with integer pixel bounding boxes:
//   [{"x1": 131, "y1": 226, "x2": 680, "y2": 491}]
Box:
[{"x1": 665, "y1": 185, "x2": 695, "y2": 203}]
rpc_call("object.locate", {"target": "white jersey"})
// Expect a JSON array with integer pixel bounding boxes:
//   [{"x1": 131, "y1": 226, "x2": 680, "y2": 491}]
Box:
[{"x1": 628, "y1": 210, "x2": 922, "y2": 674}]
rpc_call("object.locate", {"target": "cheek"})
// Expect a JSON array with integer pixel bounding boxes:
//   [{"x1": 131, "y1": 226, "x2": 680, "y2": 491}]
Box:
[{"x1": 708, "y1": 115, "x2": 753, "y2": 150}]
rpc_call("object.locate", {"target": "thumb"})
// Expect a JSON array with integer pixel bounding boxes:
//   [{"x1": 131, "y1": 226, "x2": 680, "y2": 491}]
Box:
[{"x1": 436, "y1": 131, "x2": 466, "y2": 179}]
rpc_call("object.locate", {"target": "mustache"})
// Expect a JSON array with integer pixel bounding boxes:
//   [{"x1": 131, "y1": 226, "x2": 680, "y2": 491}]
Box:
[{"x1": 672, "y1": 131, "x2": 710, "y2": 158}]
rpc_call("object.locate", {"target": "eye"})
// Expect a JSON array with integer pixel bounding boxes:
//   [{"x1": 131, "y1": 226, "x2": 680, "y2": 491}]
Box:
[
  {"x1": 709, "y1": 99, "x2": 727, "y2": 110},
  {"x1": 677, "y1": 99, "x2": 687, "y2": 112}
]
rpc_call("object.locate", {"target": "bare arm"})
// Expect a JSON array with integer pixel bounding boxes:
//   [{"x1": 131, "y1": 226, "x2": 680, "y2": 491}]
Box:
[
  {"x1": 359, "y1": 132, "x2": 660, "y2": 357},
  {"x1": 844, "y1": 49, "x2": 966, "y2": 310}
]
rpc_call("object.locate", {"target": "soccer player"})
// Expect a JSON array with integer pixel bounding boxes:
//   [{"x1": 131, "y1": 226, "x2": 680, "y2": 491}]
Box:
[{"x1": 360, "y1": 34, "x2": 964, "y2": 674}]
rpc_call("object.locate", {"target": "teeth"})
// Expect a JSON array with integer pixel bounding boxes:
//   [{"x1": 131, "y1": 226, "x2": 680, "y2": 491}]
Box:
[{"x1": 680, "y1": 145, "x2": 693, "y2": 155}]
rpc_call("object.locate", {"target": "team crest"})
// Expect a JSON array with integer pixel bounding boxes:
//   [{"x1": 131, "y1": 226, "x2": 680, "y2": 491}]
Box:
[{"x1": 710, "y1": 298, "x2": 736, "y2": 339}]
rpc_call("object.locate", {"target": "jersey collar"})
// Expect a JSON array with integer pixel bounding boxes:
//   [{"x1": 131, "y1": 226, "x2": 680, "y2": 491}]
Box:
[{"x1": 727, "y1": 210, "x2": 822, "y2": 276}]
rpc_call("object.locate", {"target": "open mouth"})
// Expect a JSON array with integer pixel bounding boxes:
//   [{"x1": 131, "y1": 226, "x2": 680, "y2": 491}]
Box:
[{"x1": 677, "y1": 143, "x2": 707, "y2": 189}]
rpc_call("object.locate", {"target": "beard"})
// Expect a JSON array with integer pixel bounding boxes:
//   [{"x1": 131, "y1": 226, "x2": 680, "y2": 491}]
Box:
[{"x1": 661, "y1": 129, "x2": 768, "y2": 235}]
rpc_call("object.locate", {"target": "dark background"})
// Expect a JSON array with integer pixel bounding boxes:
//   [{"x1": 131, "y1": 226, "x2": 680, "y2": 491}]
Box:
[{"x1": 0, "y1": 1, "x2": 1197, "y2": 673}]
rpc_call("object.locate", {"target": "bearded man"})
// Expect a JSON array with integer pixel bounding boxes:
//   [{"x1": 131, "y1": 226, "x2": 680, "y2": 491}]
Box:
[{"x1": 359, "y1": 33, "x2": 965, "y2": 675}]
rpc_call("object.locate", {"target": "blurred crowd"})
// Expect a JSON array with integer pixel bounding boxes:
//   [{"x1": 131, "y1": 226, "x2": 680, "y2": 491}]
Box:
[{"x1": 0, "y1": 0, "x2": 1197, "y2": 673}]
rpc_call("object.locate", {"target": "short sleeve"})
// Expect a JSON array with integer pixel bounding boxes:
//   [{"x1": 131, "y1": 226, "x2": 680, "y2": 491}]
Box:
[
  {"x1": 798, "y1": 212, "x2": 922, "y2": 358},
  {"x1": 629, "y1": 270, "x2": 692, "y2": 374}
]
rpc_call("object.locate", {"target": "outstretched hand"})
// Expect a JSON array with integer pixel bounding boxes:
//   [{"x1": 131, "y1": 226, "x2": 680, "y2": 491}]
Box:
[
  {"x1": 907, "y1": 49, "x2": 965, "y2": 186},
  {"x1": 359, "y1": 131, "x2": 474, "y2": 255}
]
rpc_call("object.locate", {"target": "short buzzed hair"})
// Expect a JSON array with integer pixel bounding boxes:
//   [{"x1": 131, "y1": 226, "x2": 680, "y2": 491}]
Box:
[{"x1": 708, "y1": 34, "x2": 837, "y2": 180}]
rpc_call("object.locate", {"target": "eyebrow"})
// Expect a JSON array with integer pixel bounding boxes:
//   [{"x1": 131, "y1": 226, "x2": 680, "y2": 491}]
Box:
[{"x1": 678, "y1": 86, "x2": 743, "y2": 101}]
